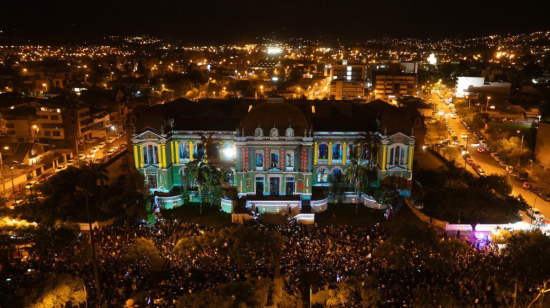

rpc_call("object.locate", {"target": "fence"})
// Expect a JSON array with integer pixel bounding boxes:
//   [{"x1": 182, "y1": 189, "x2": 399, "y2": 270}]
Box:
[{"x1": 295, "y1": 213, "x2": 315, "y2": 225}]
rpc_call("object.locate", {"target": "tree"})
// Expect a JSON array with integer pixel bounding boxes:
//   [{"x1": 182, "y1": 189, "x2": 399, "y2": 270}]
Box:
[
  {"x1": 346, "y1": 158, "x2": 373, "y2": 213},
  {"x1": 437, "y1": 159, "x2": 467, "y2": 188},
  {"x1": 121, "y1": 238, "x2": 160, "y2": 264},
  {"x1": 502, "y1": 229, "x2": 550, "y2": 308},
  {"x1": 21, "y1": 274, "x2": 86, "y2": 308},
  {"x1": 435, "y1": 120, "x2": 447, "y2": 140}
]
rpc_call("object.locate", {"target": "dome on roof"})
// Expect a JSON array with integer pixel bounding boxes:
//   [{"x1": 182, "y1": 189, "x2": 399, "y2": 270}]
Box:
[{"x1": 240, "y1": 102, "x2": 309, "y2": 137}]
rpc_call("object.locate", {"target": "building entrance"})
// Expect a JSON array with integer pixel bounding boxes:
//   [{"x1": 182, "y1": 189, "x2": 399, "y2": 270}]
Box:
[{"x1": 269, "y1": 177, "x2": 280, "y2": 196}]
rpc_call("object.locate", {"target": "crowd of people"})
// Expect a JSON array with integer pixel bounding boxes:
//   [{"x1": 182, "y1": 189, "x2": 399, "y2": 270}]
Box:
[{"x1": 2, "y1": 217, "x2": 525, "y2": 307}]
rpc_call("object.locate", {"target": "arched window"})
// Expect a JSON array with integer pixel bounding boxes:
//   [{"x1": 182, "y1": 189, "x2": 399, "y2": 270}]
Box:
[
  {"x1": 389, "y1": 145, "x2": 406, "y2": 166},
  {"x1": 332, "y1": 143, "x2": 343, "y2": 160},
  {"x1": 179, "y1": 142, "x2": 189, "y2": 161},
  {"x1": 332, "y1": 168, "x2": 342, "y2": 183},
  {"x1": 317, "y1": 168, "x2": 328, "y2": 183},
  {"x1": 346, "y1": 143, "x2": 355, "y2": 161},
  {"x1": 152, "y1": 145, "x2": 158, "y2": 164},
  {"x1": 360, "y1": 144, "x2": 369, "y2": 160},
  {"x1": 318, "y1": 144, "x2": 329, "y2": 160},
  {"x1": 143, "y1": 145, "x2": 149, "y2": 164},
  {"x1": 194, "y1": 142, "x2": 205, "y2": 160}
]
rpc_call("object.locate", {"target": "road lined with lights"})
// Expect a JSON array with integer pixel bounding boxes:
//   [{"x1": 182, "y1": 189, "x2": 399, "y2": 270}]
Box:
[{"x1": 431, "y1": 94, "x2": 550, "y2": 222}]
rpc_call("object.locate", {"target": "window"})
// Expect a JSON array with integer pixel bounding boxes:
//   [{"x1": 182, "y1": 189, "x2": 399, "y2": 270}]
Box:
[
  {"x1": 332, "y1": 143, "x2": 343, "y2": 160},
  {"x1": 317, "y1": 168, "x2": 328, "y2": 183},
  {"x1": 179, "y1": 142, "x2": 189, "y2": 161},
  {"x1": 270, "y1": 128, "x2": 278, "y2": 137},
  {"x1": 144, "y1": 145, "x2": 159, "y2": 165},
  {"x1": 194, "y1": 143, "x2": 205, "y2": 160},
  {"x1": 332, "y1": 169, "x2": 342, "y2": 183},
  {"x1": 270, "y1": 152, "x2": 279, "y2": 169},
  {"x1": 286, "y1": 152, "x2": 294, "y2": 169},
  {"x1": 147, "y1": 174, "x2": 157, "y2": 189},
  {"x1": 255, "y1": 127, "x2": 263, "y2": 137},
  {"x1": 285, "y1": 127, "x2": 294, "y2": 137},
  {"x1": 44, "y1": 131, "x2": 51, "y2": 137},
  {"x1": 52, "y1": 131, "x2": 60, "y2": 137},
  {"x1": 318, "y1": 144, "x2": 328, "y2": 160},
  {"x1": 255, "y1": 152, "x2": 264, "y2": 169},
  {"x1": 50, "y1": 115, "x2": 59, "y2": 121},
  {"x1": 389, "y1": 146, "x2": 406, "y2": 166}
]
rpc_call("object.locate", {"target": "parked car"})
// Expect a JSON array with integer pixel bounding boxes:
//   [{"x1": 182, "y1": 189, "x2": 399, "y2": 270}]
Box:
[
  {"x1": 91, "y1": 147, "x2": 99, "y2": 153},
  {"x1": 107, "y1": 137, "x2": 115, "y2": 144},
  {"x1": 528, "y1": 207, "x2": 543, "y2": 219},
  {"x1": 78, "y1": 153, "x2": 86, "y2": 160},
  {"x1": 25, "y1": 181, "x2": 38, "y2": 189},
  {"x1": 467, "y1": 158, "x2": 474, "y2": 165},
  {"x1": 98, "y1": 142, "x2": 106, "y2": 149},
  {"x1": 55, "y1": 165, "x2": 68, "y2": 173},
  {"x1": 523, "y1": 182, "x2": 532, "y2": 190},
  {"x1": 476, "y1": 147, "x2": 484, "y2": 153},
  {"x1": 477, "y1": 169, "x2": 487, "y2": 177},
  {"x1": 498, "y1": 161, "x2": 507, "y2": 167},
  {"x1": 38, "y1": 173, "x2": 55, "y2": 183},
  {"x1": 107, "y1": 149, "x2": 115, "y2": 156},
  {"x1": 66, "y1": 159, "x2": 75, "y2": 166},
  {"x1": 518, "y1": 172, "x2": 529, "y2": 181}
]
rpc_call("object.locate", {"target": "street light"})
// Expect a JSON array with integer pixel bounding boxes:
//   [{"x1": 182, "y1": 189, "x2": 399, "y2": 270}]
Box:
[{"x1": 486, "y1": 96, "x2": 491, "y2": 111}]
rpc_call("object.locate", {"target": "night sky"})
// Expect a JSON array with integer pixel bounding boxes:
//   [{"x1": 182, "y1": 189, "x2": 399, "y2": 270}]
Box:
[{"x1": 2, "y1": 0, "x2": 550, "y2": 43}]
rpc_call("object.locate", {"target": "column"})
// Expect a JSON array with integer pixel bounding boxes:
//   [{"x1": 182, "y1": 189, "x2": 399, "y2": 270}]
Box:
[
  {"x1": 381, "y1": 145, "x2": 388, "y2": 171},
  {"x1": 175, "y1": 141, "x2": 181, "y2": 164},
  {"x1": 408, "y1": 146, "x2": 414, "y2": 170},
  {"x1": 342, "y1": 142, "x2": 347, "y2": 165},
  {"x1": 133, "y1": 145, "x2": 140, "y2": 169},
  {"x1": 314, "y1": 142, "x2": 318, "y2": 164},
  {"x1": 189, "y1": 141, "x2": 194, "y2": 161},
  {"x1": 170, "y1": 142, "x2": 176, "y2": 164},
  {"x1": 328, "y1": 142, "x2": 333, "y2": 165}
]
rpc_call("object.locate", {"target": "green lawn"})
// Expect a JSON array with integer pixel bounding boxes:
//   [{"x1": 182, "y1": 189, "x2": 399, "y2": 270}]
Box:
[
  {"x1": 315, "y1": 202, "x2": 425, "y2": 228},
  {"x1": 160, "y1": 203, "x2": 232, "y2": 226}
]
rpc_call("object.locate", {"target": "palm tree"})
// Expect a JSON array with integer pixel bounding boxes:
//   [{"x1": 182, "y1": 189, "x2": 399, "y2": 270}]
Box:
[
  {"x1": 437, "y1": 159, "x2": 465, "y2": 188},
  {"x1": 79, "y1": 163, "x2": 110, "y2": 192},
  {"x1": 185, "y1": 160, "x2": 212, "y2": 214},
  {"x1": 346, "y1": 158, "x2": 373, "y2": 214}
]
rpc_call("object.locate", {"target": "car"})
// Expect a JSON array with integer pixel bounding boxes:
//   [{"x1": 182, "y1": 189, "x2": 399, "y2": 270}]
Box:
[
  {"x1": 25, "y1": 181, "x2": 38, "y2": 189},
  {"x1": 38, "y1": 173, "x2": 54, "y2": 183},
  {"x1": 91, "y1": 147, "x2": 99, "y2": 153},
  {"x1": 518, "y1": 172, "x2": 529, "y2": 181},
  {"x1": 107, "y1": 137, "x2": 115, "y2": 144},
  {"x1": 523, "y1": 182, "x2": 532, "y2": 190},
  {"x1": 85, "y1": 139, "x2": 96, "y2": 144},
  {"x1": 113, "y1": 146, "x2": 119, "y2": 151},
  {"x1": 460, "y1": 133, "x2": 468, "y2": 139},
  {"x1": 467, "y1": 158, "x2": 474, "y2": 165},
  {"x1": 66, "y1": 159, "x2": 75, "y2": 166},
  {"x1": 498, "y1": 160, "x2": 507, "y2": 167},
  {"x1": 490, "y1": 153, "x2": 497, "y2": 158},
  {"x1": 506, "y1": 165, "x2": 514, "y2": 174},
  {"x1": 528, "y1": 207, "x2": 543, "y2": 219},
  {"x1": 473, "y1": 163, "x2": 481, "y2": 170},
  {"x1": 477, "y1": 168, "x2": 486, "y2": 177},
  {"x1": 428, "y1": 120, "x2": 436, "y2": 124},
  {"x1": 476, "y1": 147, "x2": 484, "y2": 153},
  {"x1": 107, "y1": 149, "x2": 115, "y2": 155},
  {"x1": 452, "y1": 136, "x2": 458, "y2": 141},
  {"x1": 55, "y1": 165, "x2": 68, "y2": 173},
  {"x1": 458, "y1": 144, "x2": 465, "y2": 150},
  {"x1": 98, "y1": 142, "x2": 106, "y2": 149},
  {"x1": 494, "y1": 156, "x2": 501, "y2": 163},
  {"x1": 120, "y1": 142, "x2": 127, "y2": 148},
  {"x1": 78, "y1": 153, "x2": 86, "y2": 160}
]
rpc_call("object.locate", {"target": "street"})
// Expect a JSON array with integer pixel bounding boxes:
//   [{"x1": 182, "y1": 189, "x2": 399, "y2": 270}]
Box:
[{"x1": 427, "y1": 93, "x2": 550, "y2": 220}]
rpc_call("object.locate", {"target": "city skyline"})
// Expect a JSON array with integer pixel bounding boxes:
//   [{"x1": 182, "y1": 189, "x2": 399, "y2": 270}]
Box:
[{"x1": 2, "y1": 0, "x2": 550, "y2": 44}]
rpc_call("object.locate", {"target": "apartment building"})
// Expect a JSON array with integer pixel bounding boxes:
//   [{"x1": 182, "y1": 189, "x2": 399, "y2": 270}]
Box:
[{"x1": 326, "y1": 60, "x2": 367, "y2": 100}]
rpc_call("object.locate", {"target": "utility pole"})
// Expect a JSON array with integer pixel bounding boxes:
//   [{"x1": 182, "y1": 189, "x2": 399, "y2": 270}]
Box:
[{"x1": 77, "y1": 189, "x2": 101, "y2": 305}]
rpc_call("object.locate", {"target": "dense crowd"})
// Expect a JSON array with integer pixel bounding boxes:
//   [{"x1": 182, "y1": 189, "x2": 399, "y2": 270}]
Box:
[{"x1": 2, "y1": 218, "x2": 519, "y2": 307}]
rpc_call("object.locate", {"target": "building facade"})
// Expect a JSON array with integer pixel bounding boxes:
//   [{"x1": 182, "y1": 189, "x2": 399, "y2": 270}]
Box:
[{"x1": 130, "y1": 98, "x2": 424, "y2": 211}]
